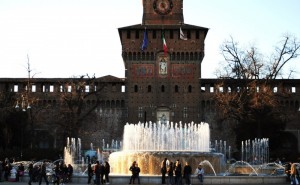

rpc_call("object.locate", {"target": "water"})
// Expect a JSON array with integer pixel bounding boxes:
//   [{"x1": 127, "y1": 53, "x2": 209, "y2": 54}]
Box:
[
  {"x1": 241, "y1": 138, "x2": 269, "y2": 164},
  {"x1": 224, "y1": 161, "x2": 258, "y2": 176},
  {"x1": 109, "y1": 121, "x2": 225, "y2": 175},
  {"x1": 122, "y1": 121, "x2": 210, "y2": 152},
  {"x1": 199, "y1": 160, "x2": 217, "y2": 176}
]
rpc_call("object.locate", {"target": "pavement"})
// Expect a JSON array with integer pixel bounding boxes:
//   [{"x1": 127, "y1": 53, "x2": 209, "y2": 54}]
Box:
[{"x1": 0, "y1": 181, "x2": 292, "y2": 185}]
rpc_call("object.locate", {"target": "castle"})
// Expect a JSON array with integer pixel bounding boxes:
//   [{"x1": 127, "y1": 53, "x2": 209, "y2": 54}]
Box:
[{"x1": 0, "y1": 0, "x2": 299, "y2": 159}]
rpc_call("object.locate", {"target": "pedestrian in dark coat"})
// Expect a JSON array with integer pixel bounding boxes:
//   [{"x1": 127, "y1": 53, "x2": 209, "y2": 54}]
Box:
[
  {"x1": 87, "y1": 163, "x2": 93, "y2": 184},
  {"x1": 129, "y1": 161, "x2": 137, "y2": 184},
  {"x1": 28, "y1": 163, "x2": 33, "y2": 185},
  {"x1": 94, "y1": 161, "x2": 101, "y2": 185},
  {"x1": 104, "y1": 161, "x2": 110, "y2": 184},
  {"x1": 183, "y1": 162, "x2": 192, "y2": 185},
  {"x1": 174, "y1": 160, "x2": 182, "y2": 185},
  {"x1": 161, "y1": 158, "x2": 168, "y2": 184},
  {"x1": 39, "y1": 161, "x2": 49, "y2": 185}
]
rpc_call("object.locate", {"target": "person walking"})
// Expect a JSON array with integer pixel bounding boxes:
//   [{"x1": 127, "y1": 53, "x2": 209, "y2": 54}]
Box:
[
  {"x1": 195, "y1": 164, "x2": 204, "y2": 184},
  {"x1": 87, "y1": 163, "x2": 93, "y2": 184},
  {"x1": 104, "y1": 161, "x2": 110, "y2": 184},
  {"x1": 183, "y1": 162, "x2": 192, "y2": 185},
  {"x1": 161, "y1": 158, "x2": 168, "y2": 184},
  {"x1": 28, "y1": 163, "x2": 33, "y2": 185},
  {"x1": 53, "y1": 163, "x2": 60, "y2": 185},
  {"x1": 39, "y1": 161, "x2": 49, "y2": 185}
]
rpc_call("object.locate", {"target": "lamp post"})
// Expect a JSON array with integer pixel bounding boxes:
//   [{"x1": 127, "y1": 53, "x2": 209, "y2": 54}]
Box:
[{"x1": 14, "y1": 55, "x2": 33, "y2": 159}]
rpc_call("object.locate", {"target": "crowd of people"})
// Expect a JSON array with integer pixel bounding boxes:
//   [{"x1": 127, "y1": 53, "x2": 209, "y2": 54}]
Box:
[
  {"x1": 91, "y1": 160, "x2": 111, "y2": 185},
  {"x1": 4, "y1": 157, "x2": 300, "y2": 185},
  {"x1": 127, "y1": 158, "x2": 205, "y2": 185},
  {"x1": 0, "y1": 158, "x2": 25, "y2": 182},
  {"x1": 285, "y1": 161, "x2": 300, "y2": 185},
  {"x1": 160, "y1": 158, "x2": 205, "y2": 185},
  {"x1": 0, "y1": 159, "x2": 74, "y2": 185}
]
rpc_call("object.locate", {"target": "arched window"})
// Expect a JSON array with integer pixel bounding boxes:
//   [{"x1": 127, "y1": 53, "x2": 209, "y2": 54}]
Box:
[
  {"x1": 190, "y1": 52, "x2": 194, "y2": 60},
  {"x1": 188, "y1": 85, "x2": 192, "y2": 93},
  {"x1": 185, "y1": 52, "x2": 189, "y2": 60},
  {"x1": 175, "y1": 85, "x2": 179, "y2": 92},
  {"x1": 148, "y1": 85, "x2": 152, "y2": 92},
  {"x1": 161, "y1": 85, "x2": 165, "y2": 92}
]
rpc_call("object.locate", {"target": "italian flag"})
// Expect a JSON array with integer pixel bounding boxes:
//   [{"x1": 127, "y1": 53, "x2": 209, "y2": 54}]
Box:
[{"x1": 162, "y1": 32, "x2": 168, "y2": 56}]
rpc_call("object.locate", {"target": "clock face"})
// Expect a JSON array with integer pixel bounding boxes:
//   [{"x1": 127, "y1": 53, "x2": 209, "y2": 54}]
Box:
[{"x1": 153, "y1": 0, "x2": 173, "y2": 15}]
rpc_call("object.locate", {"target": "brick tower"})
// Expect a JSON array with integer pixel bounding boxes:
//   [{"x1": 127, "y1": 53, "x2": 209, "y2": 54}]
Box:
[{"x1": 118, "y1": 0, "x2": 208, "y2": 124}]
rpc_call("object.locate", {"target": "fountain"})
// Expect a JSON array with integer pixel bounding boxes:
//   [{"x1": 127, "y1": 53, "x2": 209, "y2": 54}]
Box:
[{"x1": 109, "y1": 121, "x2": 225, "y2": 175}]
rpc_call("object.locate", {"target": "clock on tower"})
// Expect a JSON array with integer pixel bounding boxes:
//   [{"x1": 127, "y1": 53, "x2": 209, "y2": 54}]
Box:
[
  {"x1": 153, "y1": 0, "x2": 173, "y2": 15},
  {"x1": 142, "y1": 0, "x2": 183, "y2": 25}
]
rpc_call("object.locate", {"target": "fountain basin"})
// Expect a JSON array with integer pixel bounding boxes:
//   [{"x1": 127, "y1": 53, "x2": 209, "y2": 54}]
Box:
[{"x1": 109, "y1": 151, "x2": 224, "y2": 175}]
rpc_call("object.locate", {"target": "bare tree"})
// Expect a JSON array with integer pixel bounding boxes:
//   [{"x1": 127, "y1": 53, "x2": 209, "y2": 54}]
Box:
[
  {"x1": 218, "y1": 34, "x2": 300, "y2": 79},
  {"x1": 214, "y1": 34, "x2": 300, "y2": 140},
  {"x1": 54, "y1": 74, "x2": 106, "y2": 138}
]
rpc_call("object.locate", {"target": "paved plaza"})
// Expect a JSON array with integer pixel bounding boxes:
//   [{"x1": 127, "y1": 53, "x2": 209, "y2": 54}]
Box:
[{"x1": 0, "y1": 181, "x2": 291, "y2": 185}]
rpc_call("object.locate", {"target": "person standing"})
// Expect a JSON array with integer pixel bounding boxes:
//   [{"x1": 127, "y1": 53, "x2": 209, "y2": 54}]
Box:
[
  {"x1": 167, "y1": 162, "x2": 174, "y2": 185},
  {"x1": 87, "y1": 163, "x2": 93, "y2": 184},
  {"x1": 67, "y1": 164, "x2": 73, "y2": 182},
  {"x1": 104, "y1": 161, "x2": 110, "y2": 184},
  {"x1": 99, "y1": 162, "x2": 105, "y2": 184},
  {"x1": 94, "y1": 161, "x2": 101, "y2": 185},
  {"x1": 286, "y1": 162, "x2": 292, "y2": 183},
  {"x1": 28, "y1": 163, "x2": 33, "y2": 185},
  {"x1": 174, "y1": 160, "x2": 182, "y2": 185},
  {"x1": 161, "y1": 158, "x2": 168, "y2": 184},
  {"x1": 53, "y1": 163, "x2": 60, "y2": 185},
  {"x1": 129, "y1": 161, "x2": 136, "y2": 184},
  {"x1": 133, "y1": 163, "x2": 140, "y2": 184},
  {"x1": 39, "y1": 161, "x2": 49, "y2": 185},
  {"x1": 0, "y1": 161, "x2": 3, "y2": 182},
  {"x1": 4, "y1": 160, "x2": 11, "y2": 181},
  {"x1": 290, "y1": 163, "x2": 299, "y2": 185},
  {"x1": 195, "y1": 164, "x2": 204, "y2": 184},
  {"x1": 183, "y1": 162, "x2": 192, "y2": 185}
]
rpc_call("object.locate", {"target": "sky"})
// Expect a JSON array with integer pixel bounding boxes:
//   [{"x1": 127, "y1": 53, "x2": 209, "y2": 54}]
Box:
[{"x1": 0, "y1": 0, "x2": 299, "y2": 79}]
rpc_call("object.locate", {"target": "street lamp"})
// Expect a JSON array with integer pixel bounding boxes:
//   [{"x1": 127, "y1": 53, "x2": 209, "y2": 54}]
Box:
[
  {"x1": 14, "y1": 55, "x2": 34, "y2": 160},
  {"x1": 15, "y1": 55, "x2": 32, "y2": 112},
  {"x1": 15, "y1": 94, "x2": 31, "y2": 111}
]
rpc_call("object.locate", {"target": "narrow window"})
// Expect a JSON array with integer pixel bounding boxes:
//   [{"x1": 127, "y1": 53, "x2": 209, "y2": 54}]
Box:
[
  {"x1": 148, "y1": 85, "x2": 152, "y2": 92},
  {"x1": 161, "y1": 85, "x2": 165, "y2": 92},
  {"x1": 170, "y1": 30, "x2": 174, "y2": 39},
  {"x1": 135, "y1": 30, "x2": 139, "y2": 39},
  {"x1": 153, "y1": 30, "x2": 156, "y2": 39},
  {"x1": 175, "y1": 85, "x2": 179, "y2": 93},
  {"x1": 32, "y1": 85, "x2": 36, "y2": 92},
  {"x1": 188, "y1": 85, "x2": 192, "y2": 93},
  {"x1": 134, "y1": 85, "x2": 138, "y2": 92},
  {"x1": 201, "y1": 84, "x2": 205, "y2": 92},
  {"x1": 50, "y1": 85, "x2": 54, "y2": 92},
  {"x1": 196, "y1": 30, "x2": 200, "y2": 39},
  {"x1": 127, "y1": 30, "x2": 131, "y2": 39},
  {"x1": 85, "y1": 85, "x2": 90, "y2": 92},
  {"x1": 187, "y1": 30, "x2": 191, "y2": 39}
]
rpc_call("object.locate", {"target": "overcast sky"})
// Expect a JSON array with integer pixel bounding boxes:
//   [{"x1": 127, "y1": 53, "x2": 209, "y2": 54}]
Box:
[{"x1": 0, "y1": 0, "x2": 299, "y2": 79}]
